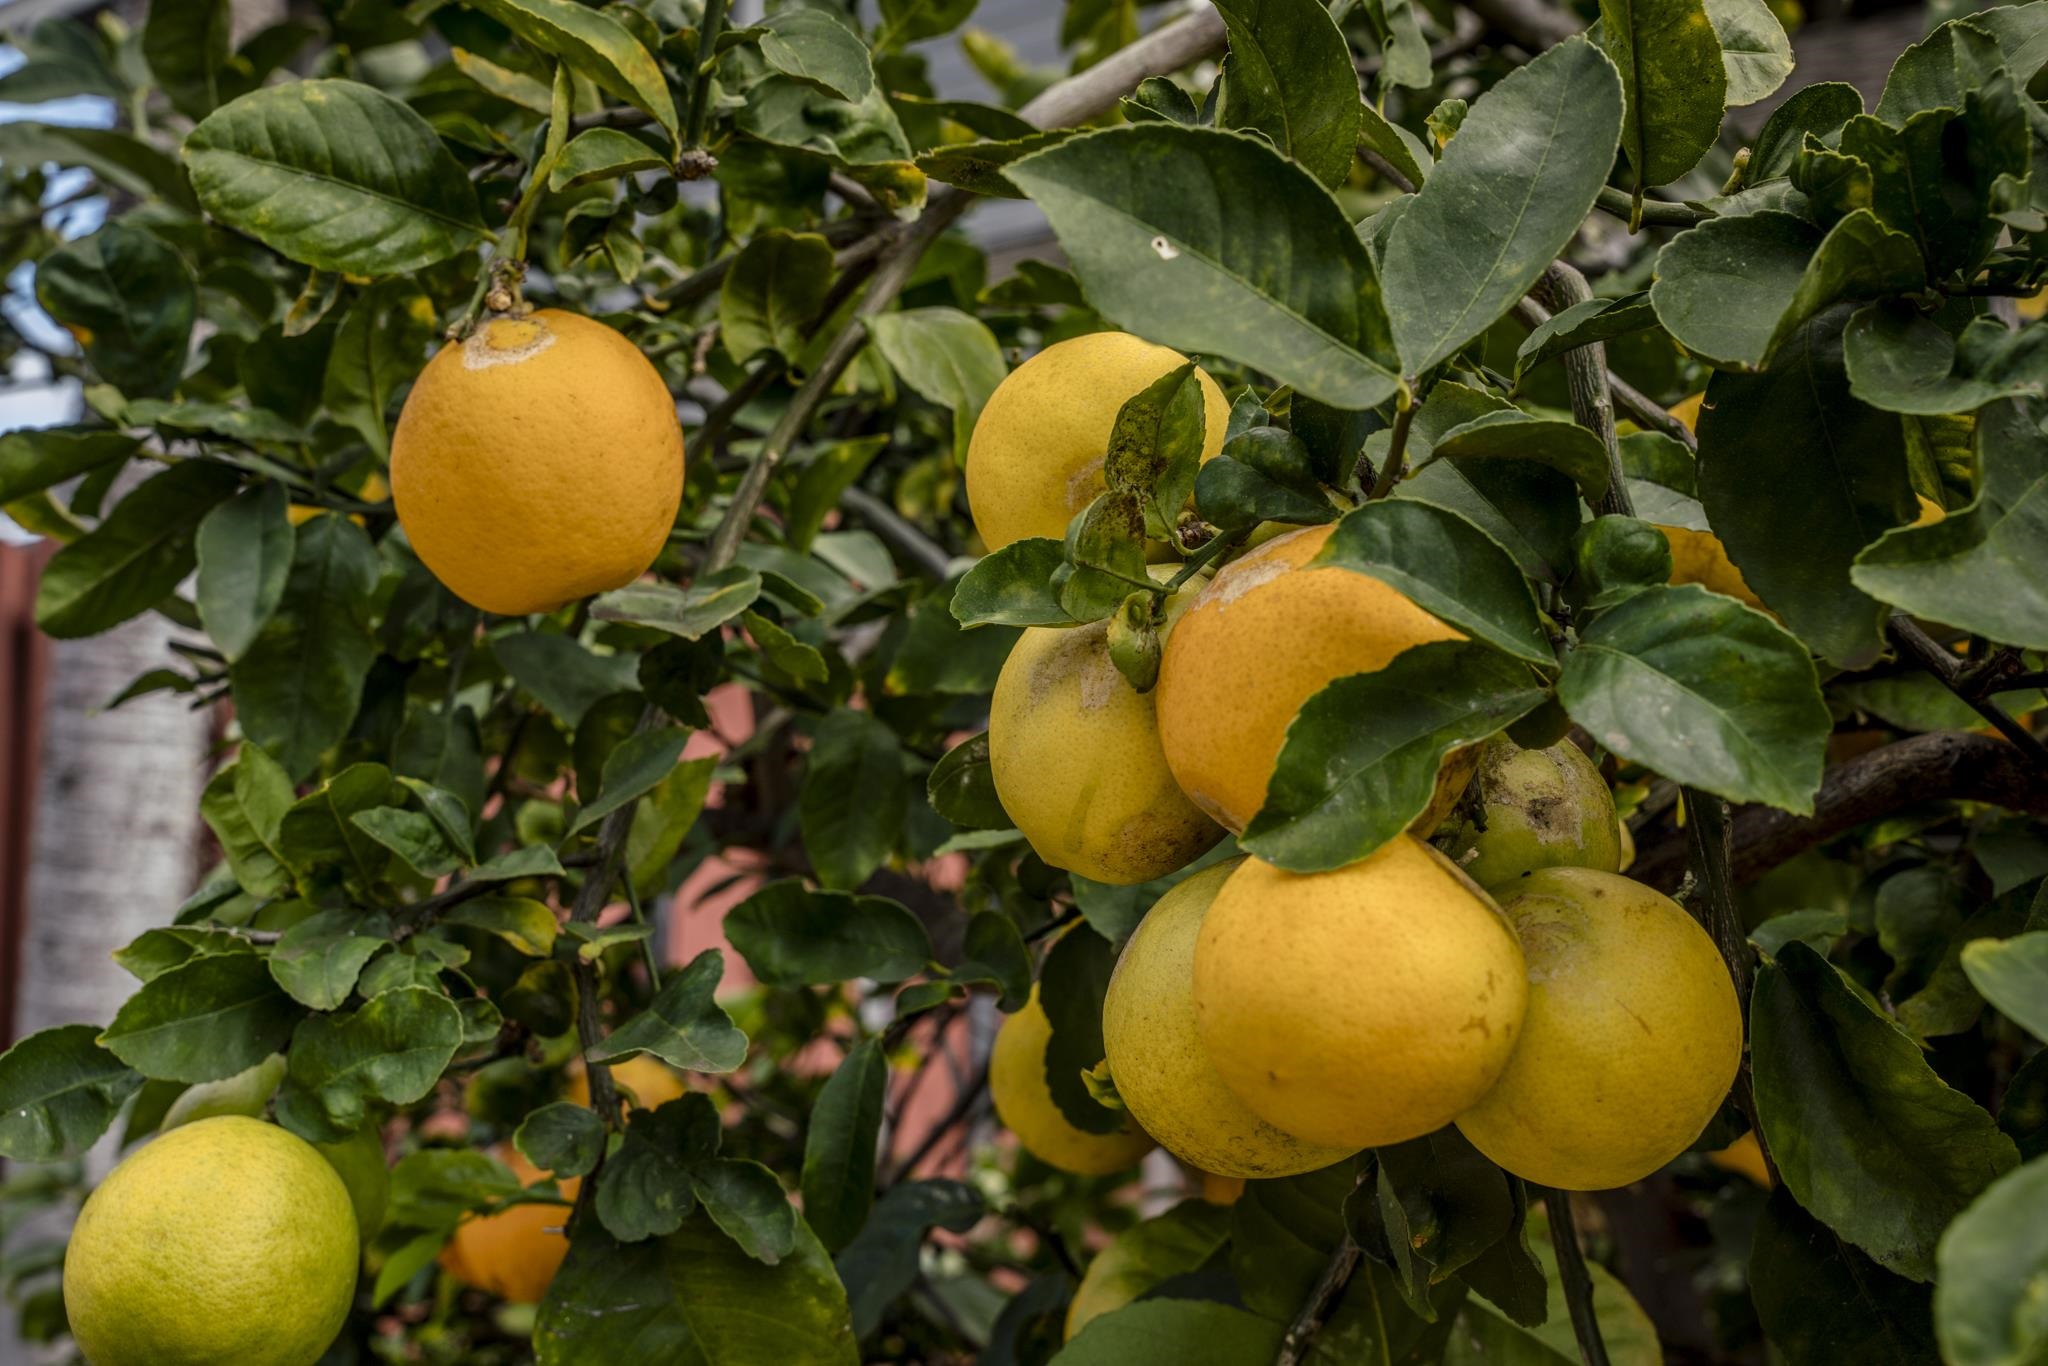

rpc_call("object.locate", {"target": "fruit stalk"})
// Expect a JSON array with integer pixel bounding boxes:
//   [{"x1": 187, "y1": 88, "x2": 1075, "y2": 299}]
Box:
[
  {"x1": 1545, "y1": 1188, "x2": 1613, "y2": 1366},
  {"x1": 1274, "y1": 1230, "x2": 1362, "y2": 1366}
]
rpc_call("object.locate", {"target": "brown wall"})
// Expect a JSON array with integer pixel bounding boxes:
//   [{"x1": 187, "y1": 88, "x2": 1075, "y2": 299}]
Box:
[{"x1": 0, "y1": 544, "x2": 52, "y2": 1049}]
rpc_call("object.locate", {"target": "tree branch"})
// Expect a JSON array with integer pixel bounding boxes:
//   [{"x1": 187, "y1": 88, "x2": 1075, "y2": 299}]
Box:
[
  {"x1": 1276, "y1": 1235, "x2": 1363, "y2": 1366},
  {"x1": 1532, "y1": 262, "x2": 1631, "y2": 518},
  {"x1": 1630, "y1": 730, "x2": 2048, "y2": 891},
  {"x1": 1545, "y1": 1189, "x2": 1612, "y2": 1366},
  {"x1": 1887, "y1": 616, "x2": 2048, "y2": 772}
]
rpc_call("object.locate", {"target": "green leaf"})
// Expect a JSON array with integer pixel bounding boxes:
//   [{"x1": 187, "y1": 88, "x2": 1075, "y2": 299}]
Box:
[
  {"x1": 597, "y1": 1098, "x2": 717, "y2": 1242},
  {"x1": 1935, "y1": 1154, "x2": 2048, "y2": 1366},
  {"x1": 788, "y1": 436, "x2": 888, "y2": 554},
  {"x1": 927, "y1": 731, "x2": 1009, "y2": 829},
  {"x1": 1242, "y1": 641, "x2": 1549, "y2": 871},
  {"x1": 1448, "y1": 1208, "x2": 1662, "y2": 1364},
  {"x1": 1752, "y1": 941, "x2": 2020, "y2": 1281},
  {"x1": 1359, "y1": 100, "x2": 1431, "y2": 190},
  {"x1": 876, "y1": 0, "x2": 975, "y2": 47},
  {"x1": 114, "y1": 928, "x2": 251, "y2": 983},
  {"x1": 495, "y1": 631, "x2": 640, "y2": 727},
  {"x1": 278, "y1": 762, "x2": 397, "y2": 895},
  {"x1": 1007, "y1": 123, "x2": 1401, "y2": 409},
  {"x1": 1706, "y1": 0, "x2": 1793, "y2": 105},
  {"x1": 720, "y1": 230, "x2": 834, "y2": 364},
  {"x1": 737, "y1": 77, "x2": 916, "y2": 168},
  {"x1": 1560, "y1": 584, "x2": 1829, "y2": 811},
  {"x1": 1425, "y1": 411, "x2": 1613, "y2": 504},
  {"x1": 441, "y1": 896, "x2": 560, "y2": 959},
  {"x1": 0, "y1": 19, "x2": 126, "y2": 104},
  {"x1": 346, "y1": 805, "x2": 460, "y2": 878},
  {"x1": 1874, "y1": 13, "x2": 2013, "y2": 125},
  {"x1": 322, "y1": 280, "x2": 434, "y2": 460},
  {"x1": 691, "y1": 1158, "x2": 800, "y2": 1263},
  {"x1": 757, "y1": 7, "x2": 874, "y2": 102},
  {"x1": 200, "y1": 743, "x2": 296, "y2": 897},
  {"x1": 1194, "y1": 427, "x2": 1336, "y2": 534},
  {"x1": 467, "y1": 0, "x2": 677, "y2": 144},
  {"x1": 1961, "y1": 931, "x2": 2048, "y2": 1041},
  {"x1": 1649, "y1": 210, "x2": 1926, "y2": 372},
  {"x1": 230, "y1": 515, "x2": 381, "y2": 778},
  {"x1": 0, "y1": 1025, "x2": 141, "y2": 1162},
  {"x1": 1853, "y1": 398, "x2": 2048, "y2": 649},
  {"x1": 142, "y1": 0, "x2": 230, "y2": 119},
  {"x1": 626, "y1": 755, "x2": 717, "y2": 897},
  {"x1": 36, "y1": 224, "x2": 195, "y2": 397},
  {"x1": 1746, "y1": 81, "x2": 1863, "y2": 185},
  {"x1": 536, "y1": 1218, "x2": 857, "y2": 1364},
  {"x1": 1750, "y1": 1188, "x2": 1935, "y2": 1366},
  {"x1": 592, "y1": 566, "x2": 763, "y2": 641},
  {"x1": 725, "y1": 881, "x2": 933, "y2": 987},
  {"x1": 1601, "y1": 0, "x2": 1726, "y2": 188},
  {"x1": 569, "y1": 725, "x2": 690, "y2": 836},
  {"x1": 803, "y1": 1037, "x2": 887, "y2": 1253},
  {"x1": 950, "y1": 539, "x2": 1074, "y2": 628},
  {"x1": 869, "y1": 308, "x2": 1009, "y2": 459},
  {"x1": 35, "y1": 459, "x2": 238, "y2": 640},
  {"x1": 0, "y1": 427, "x2": 137, "y2": 506},
  {"x1": 595, "y1": 949, "x2": 749, "y2": 1073},
  {"x1": 1359, "y1": 0, "x2": 1433, "y2": 92},
  {"x1": 184, "y1": 80, "x2": 488, "y2": 274},
  {"x1": 1383, "y1": 36, "x2": 1624, "y2": 374},
  {"x1": 1210, "y1": 0, "x2": 1364, "y2": 189},
  {"x1": 285, "y1": 986, "x2": 466, "y2": 1126},
  {"x1": 269, "y1": 908, "x2": 392, "y2": 1010},
  {"x1": 1039, "y1": 927, "x2": 1124, "y2": 1135},
  {"x1": 397, "y1": 777, "x2": 478, "y2": 865},
  {"x1": 835, "y1": 1178, "x2": 984, "y2": 1337},
  {"x1": 1373, "y1": 1127, "x2": 1515, "y2": 1301},
  {"x1": 1696, "y1": 309, "x2": 1915, "y2": 667},
  {"x1": 800, "y1": 710, "x2": 909, "y2": 890},
  {"x1": 1060, "y1": 1301, "x2": 1285, "y2": 1363},
  {"x1": 1845, "y1": 307, "x2": 2048, "y2": 414},
  {"x1": 548, "y1": 127, "x2": 666, "y2": 190},
  {"x1": 0, "y1": 122, "x2": 195, "y2": 207},
  {"x1": 100, "y1": 953, "x2": 300, "y2": 1084},
  {"x1": 195, "y1": 482, "x2": 292, "y2": 662},
  {"x1": 516, "y1": 1102, "x2": 607, "y2": 1179},
  {"x1": 1514, "y1": 293, "x2": 1656, "y2": 381},
  {"x1": 1066, "y1": 1201, "x2": 1231, "y2": 1338}
]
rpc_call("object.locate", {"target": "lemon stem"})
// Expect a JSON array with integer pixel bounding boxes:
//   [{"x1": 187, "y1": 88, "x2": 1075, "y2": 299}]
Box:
[{"x1": 1545, "y1": 1188, "x2": 1613, "y2": 1366}]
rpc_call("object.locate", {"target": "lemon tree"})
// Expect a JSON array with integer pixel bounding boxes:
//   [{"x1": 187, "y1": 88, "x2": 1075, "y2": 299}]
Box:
[{"x1": 0, "y1": 0, "x2": 2045, "y2": 1362}]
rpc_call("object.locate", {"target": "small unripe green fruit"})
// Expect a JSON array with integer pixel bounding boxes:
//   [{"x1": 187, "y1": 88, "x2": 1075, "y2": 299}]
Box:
[{"x1": 1435, "y1": 736, "x2": 1621, "y2": 890}]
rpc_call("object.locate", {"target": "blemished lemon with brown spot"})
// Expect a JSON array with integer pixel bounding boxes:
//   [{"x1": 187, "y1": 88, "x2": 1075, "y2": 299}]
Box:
[
  {"x1": 1154, "y1": 523, "x2": 1471, "y2": 834},
  {"x1": 990, "y1": 986, "x2": 1154, "y2": 1176},
  {"x1": 391, "y1": 309, "x2": 683, "y2": 615},
  {"x1": 988, "y1": 574, "x2": 1222, "y2": 885},
  {"x1": 1104, "y1": 859, "x2": 1360, "y2": 1177},
  {"x1": 966, "y1": 331, "x2": 1229, "y2": 551},
  {"x1": 438, "y1": 1144, "x2": 579, "y2": 1304},
  {"x1": 1455, "y1": 867, "x2": 1743, "y2": 1191},
  {"x1": 1192, "y1": 837, "x2": 1527, "y2": 1149},
  {"x1": 62, "y1": 1116, "x2": 358, "y2": 1366},
  {"x1": 1436, "y1": 736, "x2": 1622, "y2": 890}
]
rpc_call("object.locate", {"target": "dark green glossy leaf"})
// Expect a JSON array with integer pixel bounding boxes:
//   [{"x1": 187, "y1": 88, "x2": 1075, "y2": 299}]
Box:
[
  {"x1": 1853, "y1": 398, "x2": 2048, "y2": 649},
  {"x1": 142, "y1": 0, "x2": 230, "y2": 119},
  {"x1": 1707, "y1": 0, "x2": 1793, "y2": 105},
  {"x1": 800, "y1": 709, "x2": 909, "y2": 890},
  {"x1": 1061, "y1": 1301, "x2": 1285, "y2": 1363},
  {"x1": 691, "y1": 1158, "x2": 800, "y2": 1263},
  {"x1": 1696, "y1": 309, "x2": 1915, "y2": 667},
  {"x1": 467, "y1": 0, "x2": 677, "y2": 144},
  {"x1": 184, "y1": 80, "x2": 487, "y2": 274},
  {"x1": 200, "y1": 743, "x2": 295, "y2": 897},
  {"x1": 1425, "y1": 411, "x2": 1612, "y2": 504},
  {"x1": 915, "y1": 129, "x2": 1071, "y2": 198},
  {"x1": 593, "y1": 566, "x2": 763, "y2": 640},
  {"x1": 596, "y1": 949, "x2": 749, "y2": 1073},
  {"x1": 927, "y1": 731, "x2": 1008, "y2": 829},
  {"x1": 597, "y1": 1098, "x2": 714, "y2": 1242},
  {"x1": 269, "y1": 908, "x2": 392, "y2": 1010},
  {"x1": 36, "y1": 460, "x2": 239, "y2": 640},
  {"x1": 802, "y1": 1037, "x2": 887, "y2": 1253},
  {"x1": 548, "y1": 126, "x2": 666, "y2": 190},
  {"x1": 569, "y1": 725, "x2": 691, "y2": 836},
  {"x1": 1195, "y1": 426, "x2": 1336, "y2": 533},
  {"x1": 494, "y1": 630, "x2": 639, "y2": 728},
  {"x1": 1845, "y1": 307, "x2": 2048, "y2": 414},
  {"x1": 1008, "y1": 123, "x2": 1400, "y2": 408},
  {"x1": 725, "y1": 880, "x2": 933, "y2": 986},
  {"x1": 277, "y1": 762, "x2": 395, "y2": 894},
  {"x1": 834, "y1": 1179, "x2": 983, "y2": 1337},
  {"x1": 515, "y1": 1102, "x2": 607, "y2": 1179},
  {"x1": 1039, "y1": 926, "x2": 1124, "y2": 1135},
  {"x1": 1514, "y1": 293, "x2": 1655, "y2": 380},
  {"x1": 720, "y1": 230, "x2": 833, "y2": 364},
  {"x1": 1934, "y1": 1153, "x2": 2048, "y2": 1366},
  {"x1": 1747, "y1": 81, "x2": 1864, "y2": 184},
  {"x1": 0, "y1": 1025, "x2": 141, "y2": 1162},
  {"x1": 1750, "y1": 1188, "x2": 1935, "y2": 1366},
  {"x1": 230, "y1": 515, "x2": 381, "y2": 778},
  {"x1": 957, "y1": 911, "x2": 1031, "y2": 1011},
  {"x1": 1752, "y1": 941, "x2": 2019, "y2": 1280},
  {"x1": 1601, "y1": 0, "x2": 1726, "y2": 188},
  {"x1": 1243, "y1": 640, "x2": 1549, "y2": 871},
  {"x1": 100, "y1": 953, "x2": 300, "y2": 1084},
  {"x1": 0, "y1": 427, "x2": 137, "y2": 506},
  {"x1": 35, "y1": 224, "x2": 194, "y2": 396},
  {"x1": 757, "y1": 8, "x2": 873, "y2": 102},
  {"x1": 950, "y1": 539, "x2": 1074, "y2": 627},
  {"x1": 1560, "y1": 584, "x2": 1829, "y2": 811},
  {"x1": 1383, "y1": 37, "x2": 1624, "y2": 374},
  {"x1": 0, "y1": 122, "x2": 194, "y2": 207},
  {"x1": 322, "y1": 280, "x2": 433, "y2": 459},
  {"x1": 195, "y1": 482, "x2": 292, "y2": 662},
  {"x1": 1212, "y1": 0, "x2": 1364, "y2": 189},
  {"x1": 285, "y1": 985, "x2": 465, "y2": 1127}
]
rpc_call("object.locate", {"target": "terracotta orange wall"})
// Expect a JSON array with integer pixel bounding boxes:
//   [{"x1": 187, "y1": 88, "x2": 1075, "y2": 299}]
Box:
[{"x1": 0, "y1": 544, "x2": 53, "y2": 1048}]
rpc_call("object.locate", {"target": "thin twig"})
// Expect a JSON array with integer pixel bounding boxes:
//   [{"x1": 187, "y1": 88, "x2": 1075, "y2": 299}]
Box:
[
  {"x1": 840, "y1": 486, "x2": 956, "y2": 578},
  {"x1": 1370, "y1": 384, "x2": 1418, "y2": 498},
  {"x1": 1592, "y1": 186, "x2": 1712, "y2": 228},
  {"x1": 1544, "y1": 1189, "x2": 1612, "y2": 1366},
  {"x1": 882, "y1": 1058, "x2": 991, "y2": 1187},
  {"x1": 1887, "y1": 616, "x2": 2048, "y2": 771},
  {"x1": 1532, "y1": 262, "x2": 1631, "y2": 518},
  {"x1": 1275, "y1": 1235, "x2": 1363, "y2": 1366}
]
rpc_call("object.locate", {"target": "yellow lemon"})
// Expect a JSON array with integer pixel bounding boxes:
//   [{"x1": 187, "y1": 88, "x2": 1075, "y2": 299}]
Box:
[
  {"x1": 63, "y1": 1116, "x2": 358, "y2": 1366},
  {"x1": 965, "y1": 332, "x2": 1228, "y2": 551},
  {"x1": 1912, "y1": 494, "x2": 1945, "y2": 525},
  {"x1": 989, "y1": 576, "x2": 1222, "y2": 884},
  {"x1": 1659, "y1": 524, "x2": 1766, "y2": 609},
  {"x1": 1193, "y1": 838, "x2": 1527, "y2": 1149},
  {"x1": 1103, "y1": 859, "x2": 1359, "y2": 1177},
  {"x1": 1455, "y1": 867, "x2": 1743, "y2": 1191},
  {"x1": 391, "y1": 309, "x2": 684, "y2": 615},
  {"x1": 1436, "y1": 736, "x2": 1622, "y2": 890},
  {"x1": 566, "y1": 1054, "x2": 689, "y2": 1113},
  {"x1": 1707, "y1": 1131, "x2": 1773, "y2": 1187},
  {"x1": 439, "y1": 1145, "x2": 579, "y2": 1304},
  {"x1": 990, "y1": 987, "x2": 1154, "y2": 1176},
  {"x1": 1155, "y1": 523, "x2": 1469, "y2": 833}
]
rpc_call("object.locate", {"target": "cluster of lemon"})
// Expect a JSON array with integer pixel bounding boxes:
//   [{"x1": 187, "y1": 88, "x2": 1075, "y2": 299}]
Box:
[{"x1": 977, "y1": 333, "x2": 1744, "y2": 1195}]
